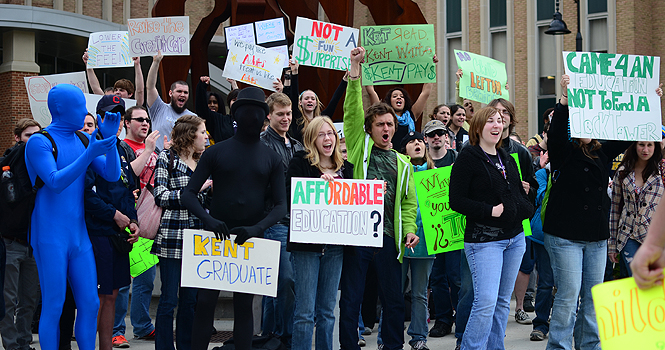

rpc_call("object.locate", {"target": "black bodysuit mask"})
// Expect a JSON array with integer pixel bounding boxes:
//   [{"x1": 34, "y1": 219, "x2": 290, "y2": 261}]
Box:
[{"x1": 234, "y1": 104, "x2": 266, "y2": 142}]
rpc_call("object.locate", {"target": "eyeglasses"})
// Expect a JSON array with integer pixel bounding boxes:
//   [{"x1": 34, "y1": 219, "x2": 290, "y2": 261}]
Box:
[
  {"x1": 426, "y1": 130, "x2": 446, "y2": 138},
  {"x1": 317, "y1": 131, "x2": 336, "y2": 139},
  {"x1": 130, "y1": 117, "x2": 151, "y2": 124}
]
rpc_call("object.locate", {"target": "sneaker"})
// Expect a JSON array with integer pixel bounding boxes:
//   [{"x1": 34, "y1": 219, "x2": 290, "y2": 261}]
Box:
[
  {"x1": 515, "y1": 309, "x2": 532, "y2": 325},
  {"x1": 136, "y1": 329, "x2": 155, "y2": 340},
  {"x1": 377, "y1": 344, "x2": 384, "y2": 350},
  {"x1": 362, "y1": 326, "x2": 372, "y2": 335},
  {"x1": 112, "y1": 335, "x2": 130, "y2": 348},
  {"x1": 530, "y1": 329, "x2": 546, "y2": 341},
  {"x1": 523, "y1": 298, "x2": 535, "y2": 312},
  {"x1": 454, "y1": 345, "x2": 461, "y2": 350},
  {"x1": 411, "y1": 340, "x2": 430, "y2": 350},
  {"x1": 429, "y1": 321, "x2": 452, "y2": 337},
  {"x1": 358, "y1": 338, "x2": 366, "y2": 347}
]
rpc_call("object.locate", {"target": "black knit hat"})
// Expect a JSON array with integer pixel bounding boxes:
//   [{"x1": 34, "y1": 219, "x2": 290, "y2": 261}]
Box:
[{"x1": 399, "y1": 131, "x2": 424, "y2": 152}]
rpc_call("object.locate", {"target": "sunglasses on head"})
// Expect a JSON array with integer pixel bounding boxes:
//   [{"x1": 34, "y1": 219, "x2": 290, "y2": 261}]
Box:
[
  {"x1": 426, "y1": 129, "x2": 446, "y2": 138},
  {"x1": 130, "y1": 117, "x2": 151, "y2": 124}
]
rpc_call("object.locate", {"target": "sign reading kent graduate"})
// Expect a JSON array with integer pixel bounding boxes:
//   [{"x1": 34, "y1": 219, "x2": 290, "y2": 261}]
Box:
[
  {"x1": 24, "y1": 72, "x2": 89, "y2": 126},
  {"x1": 223, "y1": 39, "x2": 285, "y2": 91},
  {"x1": 181, "y1": 229, "x2": 280, "y2": 297},
  {"x1": 87, "y1": 31, "x2": 133, "y2": 68},
  {"x1": 414, "y1": 167, "x2": 465, "y2": 255},
  {"x1": 293, "y1": 17, "x2": 359, "y2": 71},
  {"x1": 361, "y1": 24, "x2": 436, "y2": 85},
  {"x1": 591, "y1": 277, "x2": 665, "y2": 350},
  {"x1": 127, "y1": 16, "x2": 190, "y2": 56},
  {"x1": 289, "y1": 178, "x2": 384, "y2": 247},
  {"x1": 563, "y1": 51, "x2": 662, "y2": 141},
  {"x1": 455, "y1": 50, "x2": 509, "y2": 104}
]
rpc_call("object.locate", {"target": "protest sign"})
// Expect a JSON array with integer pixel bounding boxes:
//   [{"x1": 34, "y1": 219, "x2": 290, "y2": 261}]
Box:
[
  {"x1": 181, "y1": 229, "x2": 280, "y2": 297},
  {"x1": 129, "y1": 237, "x2": 158, "y2": 278},
  {"x1": 24, "y1": 72, "x2": 89, "y2": 126},
  {"x1": 333, "y1": 122, "x2": 344, "y2": 139},
  {"x1": 414, "y1": 167, "x2": 465, "y2": 254},
  {"x1": 289, "y1": 177, "x2": 384, "y2": 247},
  {"x1": 269, "y1": 45, "x2": 289, "y2": 68},
  {"x1": 223, "y1": 39, "x2": 285, "y2": 91},
  {"x1": 455, "y1": 50, "x2": 509, "y2": 103},
  {"x1": 224, "y1": 23, "x2": 255, "y2": 50},
  {"x1": 127, "y1": 16, "x2": 190, "y2": 56},
  {"x1": 87, "y1": 31, "x2": 133, "y2": 68},
  {"x1": 361, "y1": 24, "x2": 436, "y2": 85},
  {"x1": 293, "y1": 17, "x2": 359, "y2": 71},
  {"x1": 563, "y1": 52, "x2": 661, "y2": 141},
  {"x1": 591, "y1": 277, "x2": 665, "y2": 350},
  {"x1": 510, "y1": 153, "x2": 532, "y2": 236},
  {"x1": 255, "y1": 17, "x2": 286, "y2": 44}
]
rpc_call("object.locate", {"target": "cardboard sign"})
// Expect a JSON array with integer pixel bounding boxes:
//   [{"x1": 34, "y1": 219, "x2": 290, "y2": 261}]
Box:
[
  {"x1": 591, "y1": 277, "x2": 665, "y2": 350},
  {"x1": 255, "y1": 17, "x2": 286, "y2": 44},
  {"x1": 24, "y1": 72, "x2": 89, "y2": 126},
  {"x1": 181, "y1": 229, "x2": 280, "y2": 297},
  {"x1": 127, "y1": 16, "x2": 190, "y2": 56},
  {"x1": 563, "y1": 51, "x2": 662, "y2": 141},
  {"x1": 361, "y1": 24, "x2": 436, "y2": 85},
  {"x1": 87, "y1": 31, "x2": 133, "y2": 68},
  {"x1": 293, "y1": 17, "x2": 359, "y2": 71},
  {"x1": 129, "y1": 237, "x2": 159, "y2": 278},
  {"x1": 289, "y1": 178, "x2": 384, "y2": 247},
  {"x1": 414, "y1": 167, "x2": 465, "y2": 254},
  {"x1": 455, "y1": 50, "x2": 509, "y2": 103},
  {"x1": 269, "y1": 45, "x2": 290, "y2": 68},
  {"x1": 224, "y1": 23, "x2": 256, "y2": 50},
  {"x1": 223, "y1": 39, "x2": 285, "y2": 91}
]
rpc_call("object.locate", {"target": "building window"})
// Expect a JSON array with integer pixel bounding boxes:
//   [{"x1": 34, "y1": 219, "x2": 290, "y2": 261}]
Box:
[
  {"x1": 446, "y1": 0, "x2": 463, "y2": 103},
  {"x1": 586, "y1": 0, "x2": 608, "y2": 53},
  {"x1": 536, "y1": 0, "x2": 556, "y2": 131},
  {"x1": 489, "y1": 0, "x2": 507, "y2": 64}
]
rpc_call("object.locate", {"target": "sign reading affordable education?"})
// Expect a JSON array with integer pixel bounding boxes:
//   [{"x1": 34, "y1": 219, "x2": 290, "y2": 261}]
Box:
[
  {"x1": 289, "y1": 178, "x2": 384, "y2": 247},
  {"x1": 127, "y1": 16, "x2": 190, "y2": 56},
  {"x1": 223, "y1": 39, "x2": 285, "y2": 92},
  {"x1": 591, "y1": 277, "x2": 665, "y2": 350},
  {"x1": 181, "y1": 230, "x2": 280, "y2": 297},
  {"x1": 361, "y1": 24, "x2": 436, "y2": 85},
  {"x1": 455, "y1": 50, "x2": 509, "y2": 104},
  {"x1": 87, "y1": 31, "x2": 133, "y2": 68},
  {"x1": 293, "y1": 17, "x2": 359, "y2": 71},
  {"x1": 563, "y1": 51, "x2": 662, "y2": 141}
]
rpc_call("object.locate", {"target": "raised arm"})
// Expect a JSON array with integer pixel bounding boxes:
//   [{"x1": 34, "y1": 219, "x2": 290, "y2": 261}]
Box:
[
  {"x1": 287, "y1": 56, "x2": 304, "y2": 141},
  {"x1": 364, "y1": 84, "x2": 380, "y2": 105},
  {"x1": 146, "y1": 52, "x2": 163, "y2": 108},
  {"x1": 196, "y1": 76, "x2": 212, "y2": 121},
  {"x1": 320, "y1": 72, "x2": 348, "y2": 117},
  {"x1": 343, "y1": 47, "x2": 367, "y2": 153},
  {"x1": 83, "y1": 50, "x2": 104, "y2": 95},
  {"x1": 455, "y1": 69, "x2": 464, "y2": 106},
  {"x1": 129, "y1": 131, "x2": 159, "y2": 176},
  {"x1": 133, "y1": 57, "x2": 145, "y2": 106},
  {"x1": 410, "y1": 55, "x2": 438, "y2": 121}
]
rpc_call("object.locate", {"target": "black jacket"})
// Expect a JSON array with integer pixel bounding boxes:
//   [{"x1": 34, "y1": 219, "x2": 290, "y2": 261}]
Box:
[
  {"x1": 260, "y1": 126, "x2": 305, "y2": 175},
  {"x1": 285, "y1": 151, "x2": 354, "y2": 252},
  {"x1": 450, "y1": 144, "x2": 534, "y2": 243},
  {"x1": 195, "y1": 82, "x2": 235, "y2": 143},
  {"x1": 543, "y1": 103, "x2": 630, "y2": 241}
]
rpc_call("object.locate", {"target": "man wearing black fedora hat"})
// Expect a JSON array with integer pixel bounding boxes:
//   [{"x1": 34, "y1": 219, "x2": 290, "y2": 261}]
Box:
[{"x1": 182, "y1": 86, "x2": 287, "y2": 350}]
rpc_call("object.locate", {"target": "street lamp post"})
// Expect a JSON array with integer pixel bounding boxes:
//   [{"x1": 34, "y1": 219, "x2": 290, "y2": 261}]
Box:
[{"x1": 545, "y1": 0, "x2": 584, "y2": 53}]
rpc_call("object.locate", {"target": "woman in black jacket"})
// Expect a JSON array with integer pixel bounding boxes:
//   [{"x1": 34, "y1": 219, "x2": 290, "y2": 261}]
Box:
[
  {"x1": 449, "y1": 106, "x2": 533, "y2": 350},
  {"x1": 286, "y1": 116, "x2": 353, "y2": 350}
]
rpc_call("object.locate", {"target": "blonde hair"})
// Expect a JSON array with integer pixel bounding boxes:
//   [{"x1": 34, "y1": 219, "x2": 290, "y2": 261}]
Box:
[
  {"x1": 302, "y1": 116, "x2": 344, "y2": 173},
  {"x1": 298, "y1": 90, "x2": 324, "y2": 130},
  {"x1": 266, "y1": 92, "x2": 292, "y2": 113}
]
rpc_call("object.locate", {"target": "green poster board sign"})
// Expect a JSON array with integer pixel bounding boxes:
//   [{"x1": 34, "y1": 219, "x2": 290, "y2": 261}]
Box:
[
  {"x1": 129, "y1": 236, "x2": 159, "y2": 278},
  {"x1": 454, "y1": 50, "x2": 509, "y2": 103},
  {"x1": 360, "y1": 24, "x2": 436, "y2": 85},
  {"x1": 510, "y1": 153, "x2": 532, "y2": 236},
  {"x1": 414, "y1": 166, "x2": 465, "y2": 254}
]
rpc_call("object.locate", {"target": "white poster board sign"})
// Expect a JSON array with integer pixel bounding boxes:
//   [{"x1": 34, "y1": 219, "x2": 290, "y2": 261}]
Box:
[
  {"x1": 292, "y1": 17, "x2": 359, "y2": 71},
  {"x1": 87, "y1": 31, "x2": 133, "y2": 68},
  {"x1": 224, "y1": 23, "x2": 256, "y2": 50},
  {"x1": 181, "y1": 229, "x2": 280, "y2": 297},
  {"x1": 127, "y1": 16, "x2": 190, "y2": 56},
  {"x1": 289, "y1": 178, "x2": 384, "y2": 247},
  {"x1": 223, "y1": 39, "x2": 285, "y2": 91},
  {"x1": 255, "y1": 17, "x2": 286, "y2": 44},
  {"x1": 24, "y1": 72, "x2": 89, "y2": 126},
  {"x1": 562, "y1": 51, "x2": 662, "y2": 141}
]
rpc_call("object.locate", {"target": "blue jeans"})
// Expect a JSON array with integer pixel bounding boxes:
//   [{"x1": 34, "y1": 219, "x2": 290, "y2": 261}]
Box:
[
  {"x1": 455, "y1": 250, "x2": 472, "y2": 346},
  {"x1": 620, "y1": 239, "x2": 640, "y2": 278},
  {"x1": 429, "y1": 250, "x2": 461, "y2": 327},
  {"x1": 461, "y1": 233, "x2": 525, "y2": 350},
  {"x1": 339, "y1": 235, "x2": 404, "y2": 350},
  {"x1": 402, "y1": 258, "x2": 434, "y2": 345},
  {"x1": 531, "y1": 242, "x2": 554, "y2": 335},
  {"x1": 544, "y1": 233, "x2": 606, "y2": 350},
  {"x1": 262, "y1": 224, "x2": 294, "y2": 345},
  {"x1": 155, "y1": 258, "x2": 197, "y2": 350},
  {"x1": 113, "y1": 265, "x2": 156, "y2": 338},
  {"x1": 291, "y1": 246, "x2": 344, "y2": 350}
]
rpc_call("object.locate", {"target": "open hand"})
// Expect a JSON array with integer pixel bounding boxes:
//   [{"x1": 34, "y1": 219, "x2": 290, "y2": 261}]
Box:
[{"x1": 97, "y1": 111, "x2": 122, "y2": 139}]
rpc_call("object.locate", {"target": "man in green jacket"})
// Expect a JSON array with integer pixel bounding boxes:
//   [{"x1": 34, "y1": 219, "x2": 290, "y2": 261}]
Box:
[{"x1": 339, "y1": 46, "x2": 419, "y2": 350}]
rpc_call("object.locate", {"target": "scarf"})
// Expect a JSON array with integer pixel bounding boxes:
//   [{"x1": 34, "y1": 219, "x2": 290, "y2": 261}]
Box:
[{"x1": 397, "y1": 110, "x2": 415, "y2": 133}]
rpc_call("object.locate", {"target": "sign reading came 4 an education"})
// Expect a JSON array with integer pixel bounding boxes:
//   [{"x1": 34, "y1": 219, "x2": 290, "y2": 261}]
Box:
[
  {"x1": 563, "y1": 51, "x2": 662, "y2": 141},
  {"x1": 293, "y1": 17, "x2": 359, "y2": 71},
  {"x1": 455, "y1": 50, "x2": 509, "y2": 103},
  {"x1": 361, "y1": 24, "x2": 436, "y2": 85}
]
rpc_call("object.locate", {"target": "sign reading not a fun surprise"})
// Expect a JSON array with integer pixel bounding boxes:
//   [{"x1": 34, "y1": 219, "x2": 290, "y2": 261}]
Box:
[
  {"x1": 361, "y1": 24, "x2": 436, "y2": 85},
  {"x1": 127, "y1": 16, "x2": 190, "y2": 56},
  {"x1": 290, "y1": 178, "x2": 384, "y2": 247},
  {"x1": 563, "y1": 51, "x2": 662, "y2": 141},
  {"x1": 455, "y1": 50, "x2": 509, "y2": 104},
  {"x1": 181, "y1": 230, "x2": 280, "y2": 297},
  {"x1": 293, "y1": 17, "x2": 359, "y2": 71}
]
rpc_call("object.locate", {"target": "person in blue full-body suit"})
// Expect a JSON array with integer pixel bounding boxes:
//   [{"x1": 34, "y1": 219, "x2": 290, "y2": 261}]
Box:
[{"x1": 25, "y1": 84, "x2": 121, "y2": 350}]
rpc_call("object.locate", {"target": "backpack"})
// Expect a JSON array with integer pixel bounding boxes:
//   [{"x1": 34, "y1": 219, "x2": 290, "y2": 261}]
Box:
[{"x1": 0, "y1": 130, "x2": 89, "y2": 237}]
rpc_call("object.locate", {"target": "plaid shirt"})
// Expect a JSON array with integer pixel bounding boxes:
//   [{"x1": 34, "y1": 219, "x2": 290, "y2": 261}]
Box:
[
  {"x1": 609, "y1": 164, "x2": 665, "y2": 254},
  {"x1": 151, "y1": 149, "x2": 208, "y2": 259}
]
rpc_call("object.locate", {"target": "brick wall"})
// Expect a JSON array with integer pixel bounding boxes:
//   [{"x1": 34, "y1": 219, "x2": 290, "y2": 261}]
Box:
[
  {"x1": 513, "y1": 0, "x2": 529, "y2": 140},
  {"x1": 131, "y1": 0, "x2": 149, "y2": 19},
  {"x1": 112, "y1": 0, "x2": 123, "y2": 23},
  {"x1": 32, "y1": 0, "x2": 53, "y2": 9},
  {"x1": 63, "y1": 0, "x2": 75, "y2": 12},
  {"x1": 83, "y1": 0, "x2": 102, "y2": 19},
  {"x1": 0, "y1": 71, "x2": 38, "y2": 150}
]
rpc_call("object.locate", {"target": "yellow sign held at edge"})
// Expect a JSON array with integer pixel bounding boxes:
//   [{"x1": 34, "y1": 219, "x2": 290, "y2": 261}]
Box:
[{"x1": 591, "y1": 277, "x2": 665, "y2": 350}]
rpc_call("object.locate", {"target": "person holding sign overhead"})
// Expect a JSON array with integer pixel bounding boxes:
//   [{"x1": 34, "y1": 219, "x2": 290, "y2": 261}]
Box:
[{"x1": 286, "y1": 116, "x2": 354, "y2": 350}]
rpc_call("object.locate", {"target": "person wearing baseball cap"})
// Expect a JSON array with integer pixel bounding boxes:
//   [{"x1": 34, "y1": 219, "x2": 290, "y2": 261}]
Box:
[{"x1": 96, "y1": 94, "x2": 126, "y2": 116}]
